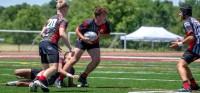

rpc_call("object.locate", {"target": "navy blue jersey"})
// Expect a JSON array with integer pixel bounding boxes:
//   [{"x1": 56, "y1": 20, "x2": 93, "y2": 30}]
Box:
[
  {"x1": 42, "y1": 14, "x2": 68, "y2": 44},
  {"x1": 183, "y1": 17, "x2": 200, "y2": 55},
  {"x1": 77, "y1": 18, "x2": 111, "y2": 44}
]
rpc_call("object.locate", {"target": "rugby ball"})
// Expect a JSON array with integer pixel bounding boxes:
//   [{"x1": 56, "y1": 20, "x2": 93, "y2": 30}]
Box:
[{"x1": 84, "y1": 31, "x2": 97, "y2": 42}]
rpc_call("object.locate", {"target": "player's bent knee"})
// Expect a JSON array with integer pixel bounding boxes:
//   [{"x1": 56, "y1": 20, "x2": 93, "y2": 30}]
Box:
[{"x1": 176, "y1": 62, "x2": 187, "y2": 69}]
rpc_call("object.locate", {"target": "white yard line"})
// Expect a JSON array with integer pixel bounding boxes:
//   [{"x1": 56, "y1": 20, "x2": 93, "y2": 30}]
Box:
[
  {"x1": 128, "y1": 91, "x2": 190, "y2": 93},
  {"x1": 88, "y1": 77, "x2": 181, "y2": 82}
]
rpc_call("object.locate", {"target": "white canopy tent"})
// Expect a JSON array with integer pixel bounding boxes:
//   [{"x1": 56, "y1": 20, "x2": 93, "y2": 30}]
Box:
[
  {"x1": 120, "y1": 26, "x2": 184, "y2": 50},
  {"x1": 121, "y1": 26, "x2": 184, "y2": 42},
  {"x1": 0, "y1": 38, "x2": 4, "y2": 42}
]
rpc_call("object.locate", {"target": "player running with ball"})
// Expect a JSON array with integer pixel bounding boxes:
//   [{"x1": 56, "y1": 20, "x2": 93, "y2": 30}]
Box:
[
  {"x1": 170, "y1": 4, "x2": 200, "y2": 92},
  {"x1": 62, "y1": 6, "x2": 111, "y2": 87}
]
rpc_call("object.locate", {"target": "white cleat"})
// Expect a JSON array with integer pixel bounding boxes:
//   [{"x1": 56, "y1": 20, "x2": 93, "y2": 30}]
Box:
[{"x1": 29, "y1": 81, "x2": 38, "y2": 92}]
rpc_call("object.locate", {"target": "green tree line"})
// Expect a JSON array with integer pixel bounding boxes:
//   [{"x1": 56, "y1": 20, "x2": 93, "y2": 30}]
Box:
[{"x1": 0, "y1": 0, "x2": 200, "y2": 49}]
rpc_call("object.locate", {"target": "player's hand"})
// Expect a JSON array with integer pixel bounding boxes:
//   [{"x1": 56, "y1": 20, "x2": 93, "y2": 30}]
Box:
[
  {"x1": 69, "y1": 48, "x2": 75, "y2": 57},
  {"x1": 82, "y1": 37, "x2": 93, "y2": 44},
  {"x1": 169, "y1": 41, "x2": 179, "y2": 50},
  {"x1": 71, "y1": 75, "x2": 79, "y2": 78},
  {"x1": 97, "y1": 31, "x2": 102, "y2": 38}
]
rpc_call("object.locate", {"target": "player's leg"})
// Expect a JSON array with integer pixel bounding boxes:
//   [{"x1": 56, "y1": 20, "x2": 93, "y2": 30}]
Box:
[
  {"x1": 14, "y1": 69, "x2": 32, "y2": 79},
  {"x1": 176, "y1": 59, "x2": 192, "y2": 92},
  {"x1": 15, "y1": 80, "x2": 32, "y2": 86},
  {"x1": 68, "y1": 67, "x2": 76, "y2": 87},
  {"x1": 185, "y1": 54, "x2": 200, "y2": 90},
  {"x1": 29, "y1": 54, "x2": 51, "y2": 92},
  {"x1": 176, "y1": 50, "x2": 198, "y2": 92},
  {"x1": 186, "y1": 66, "x2": 200, "y2": 90},
  {"x1": 85, "y1": 48, "x2": 100, "y2": 74},
  {"x1": 8, "y1": 68, "x2": 42, "y2": 86},
  {"x1": 37, "y1": 54, "x2": 58, "y2": 92},
  {"x1": 63, "y1": 48, "x2": 84, "y2": 72},
  {"x1": 78, "y1": 48, "x2": 100, "y2": 87},
  {"x1": 6, "y1": 69, "x2": 32, "y2": 86}
]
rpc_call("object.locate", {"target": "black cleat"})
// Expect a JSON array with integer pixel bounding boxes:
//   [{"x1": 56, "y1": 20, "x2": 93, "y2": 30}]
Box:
[
  {"x1": 190, "y1": 84, "x2": 200, "y2": 90},
  {"x1": 78, "y1": 74, "x2": 89, "y2": 87}
]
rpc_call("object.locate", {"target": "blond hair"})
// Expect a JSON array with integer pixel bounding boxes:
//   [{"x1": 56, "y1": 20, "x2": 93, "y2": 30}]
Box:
[
  {"x1": 94, "y1": 6, "x2": 109, "y2": 16},
  {"x1": 56, "y1": 0, "x2": 69, "y2": 10}
]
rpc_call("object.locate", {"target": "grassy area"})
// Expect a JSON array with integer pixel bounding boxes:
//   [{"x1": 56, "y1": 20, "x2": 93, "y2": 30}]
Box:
[{"x1": 1, "y1": 59, "x2": 200, "y2": 93}]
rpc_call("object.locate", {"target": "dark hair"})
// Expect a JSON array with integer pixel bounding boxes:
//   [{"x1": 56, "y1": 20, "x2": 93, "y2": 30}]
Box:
[
  {"x1": 180, "y1": 4, "x2": 192, "y2": 16},
  {"x1": 64, "y1": 52, "x2": 70, "y2": 60},
  {"x1": 94, "y1": 6, "x2": 109, "y2": 16}
]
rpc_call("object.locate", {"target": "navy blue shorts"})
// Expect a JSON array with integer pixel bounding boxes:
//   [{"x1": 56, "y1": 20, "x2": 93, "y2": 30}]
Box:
[
  {"x1": 39, "y1": 41, "x2": 59, "y2": 55},
  {"x1": 181, "y1": 50, "x2": 200, "y2": 64},
  {"x1": 40, "y1": 54, "x2": 59, "y2": 63},
  {"x1": 31, "y1": 68, "x2": 42, "y2": 80},
  {"x1": 75, "y1": 39, "x2": 99, "y2": 50},
  {"x1": 39, "y1": 41, "x2": 59, "y2": 63}
]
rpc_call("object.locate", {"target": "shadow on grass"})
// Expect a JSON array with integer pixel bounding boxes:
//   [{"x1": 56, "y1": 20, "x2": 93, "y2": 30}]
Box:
[{"x1": 54, "y1": 86, "x2": 131, "y2": 92}]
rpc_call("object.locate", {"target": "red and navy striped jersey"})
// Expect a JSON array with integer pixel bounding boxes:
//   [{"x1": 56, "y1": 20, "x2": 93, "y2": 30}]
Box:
[
  {"x1": 42, "y1": 14, "x2": 68, "y2": 44},
  {"x1": 78, "y1": 18, "x2": 111, "y2": 44},
  {"x1": 184, "y1": 17, "x2": 200, "y2": 55}
]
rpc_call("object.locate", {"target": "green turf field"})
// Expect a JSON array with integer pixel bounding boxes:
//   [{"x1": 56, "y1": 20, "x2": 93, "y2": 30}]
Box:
[{"x1": 0, "y1": 59, "x2": 200, "y2": 93}]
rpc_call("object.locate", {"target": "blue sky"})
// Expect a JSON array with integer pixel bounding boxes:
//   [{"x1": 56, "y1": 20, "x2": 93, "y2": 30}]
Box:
[
  {"x1": 0, "y1": 0, "x2": 51, "y2": 7},
  {"x1": 0, "y1": 0, "x2": 183, "y2": 7}
]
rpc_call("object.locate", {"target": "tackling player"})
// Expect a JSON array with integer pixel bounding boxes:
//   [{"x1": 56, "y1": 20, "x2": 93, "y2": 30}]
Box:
[{"x1": 169, "y1": 4, "x2": 200, "y2": 92}]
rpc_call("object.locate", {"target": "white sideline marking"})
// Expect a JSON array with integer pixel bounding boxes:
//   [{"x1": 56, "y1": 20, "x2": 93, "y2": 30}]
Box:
[
  {"x1": 89, "y1": 77, "x2": 181, "y2": 82},
  {"x1": 0, "y1": 73, "x2": 180, "y2": 82},
  {"x1": 76, "y1": 71, "x2": 200, "y2": 76},
  {"x1": 0, "y1": 55, "x2": 180, "y2": 60},
  {"x1": 1, "y1": 74, "x2": 13, "y2": 76},
  {"x1": 128, "y1": 91, "x2": 190, "y2": 93},
  {"x1": 93, "y1": 71, "x2": 166, "y2": 74}
]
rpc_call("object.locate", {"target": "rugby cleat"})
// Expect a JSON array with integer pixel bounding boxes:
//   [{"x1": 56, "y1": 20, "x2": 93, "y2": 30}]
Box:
[
  {"x1": 29, "y1": 81, "x2": 38, "y2": 92},
  {"x1": 78, "y1": 74, "x2": 89, "y2": 87},
  {"x1": 176, "y1": 87, "x2": 192, "y2": 92},
  {"x1": 54, "y1": 78, "x2": 63, "y2": 88},
  {"x1": 6, "y1": 81, "x2": 18, "y2": 86},
  {"x1": 34, "y1": 80, "x2": 49, "y2": 92},
  {"x1": 190, "y1": 84, "x2": 200, "y2": 90}
]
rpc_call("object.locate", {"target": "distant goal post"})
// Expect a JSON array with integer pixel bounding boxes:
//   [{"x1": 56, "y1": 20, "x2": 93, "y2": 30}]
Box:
[{"x1": 68, "y1": 32, "x2": 127, "y2": 51}]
